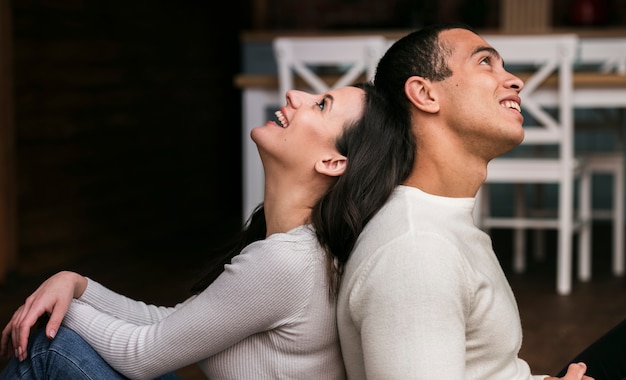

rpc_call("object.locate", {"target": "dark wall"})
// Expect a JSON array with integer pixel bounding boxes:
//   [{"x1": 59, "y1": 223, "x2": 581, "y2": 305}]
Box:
[
  {"x1": 12, "y1": 0, "x2": 246, "y2": 273},
  {"x1": 257, "y1": 0, "x2": 626, "y2": 30}
]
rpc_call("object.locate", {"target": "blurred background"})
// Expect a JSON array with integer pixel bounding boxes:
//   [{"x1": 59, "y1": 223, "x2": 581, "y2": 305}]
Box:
[
  {"x1": 1, "y1": 0, "x2": 626, "y2": 378},
  {"x1": 0, "y1": 0, "x2": 246, "y2": 288}
]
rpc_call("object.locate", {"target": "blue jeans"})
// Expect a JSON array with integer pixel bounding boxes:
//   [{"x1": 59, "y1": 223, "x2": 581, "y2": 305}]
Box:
[{"x1": 0, "y1": 326, "x2": 181, "y2": 380}]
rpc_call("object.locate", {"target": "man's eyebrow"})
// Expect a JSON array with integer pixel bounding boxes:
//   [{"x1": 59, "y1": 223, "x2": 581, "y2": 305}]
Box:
[{"x1": 472, "y1": 46, "x2": 502, "y2": 62}]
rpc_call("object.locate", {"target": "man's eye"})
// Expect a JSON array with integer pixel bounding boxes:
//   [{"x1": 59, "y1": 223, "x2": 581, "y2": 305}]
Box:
[{"x1": 480, "y1": 56, "x2": 491, "y2": 65}]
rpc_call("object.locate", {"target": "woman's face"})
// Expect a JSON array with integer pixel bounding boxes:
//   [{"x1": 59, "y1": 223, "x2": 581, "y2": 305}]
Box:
[{"x1": 251, "y1": 86, "x2": 365, "y2": 175}]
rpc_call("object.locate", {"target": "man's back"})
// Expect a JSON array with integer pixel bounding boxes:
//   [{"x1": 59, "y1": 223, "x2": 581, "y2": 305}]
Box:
[{"x1": 337, "y1": 185, "x2": 535, "y2": 379}]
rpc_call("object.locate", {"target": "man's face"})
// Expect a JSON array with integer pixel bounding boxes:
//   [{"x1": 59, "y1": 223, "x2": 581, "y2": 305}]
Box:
[{"x1": 434, "y1": 28, "x2": 525, "y2": 160}]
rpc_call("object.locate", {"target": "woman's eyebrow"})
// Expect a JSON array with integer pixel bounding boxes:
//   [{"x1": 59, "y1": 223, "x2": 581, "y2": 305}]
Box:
[{"x1": 325, "y1": 94, "x2": 335, "y2": 112}]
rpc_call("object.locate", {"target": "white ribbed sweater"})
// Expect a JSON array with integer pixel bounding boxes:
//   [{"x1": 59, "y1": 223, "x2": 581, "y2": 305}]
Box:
[{"x1": 63, "y1": 225, "x2": 345, "y2": 380}]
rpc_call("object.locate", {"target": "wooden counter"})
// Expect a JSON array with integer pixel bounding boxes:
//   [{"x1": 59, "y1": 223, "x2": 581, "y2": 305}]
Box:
[
  {"x1": 240, "y1": 27, "x2": 626, "y2": 42},
  {"x1": 234, "y1": 72, "x2": 626, "y2": 89}
]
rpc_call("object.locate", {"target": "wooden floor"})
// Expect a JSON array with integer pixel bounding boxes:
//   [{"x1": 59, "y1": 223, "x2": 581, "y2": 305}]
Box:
[
  {"x1": 496, "y1": 224, "x2": 626, "y2": 375},
  {"x1": 0, "y1": 222, "x2": 625, "y2": 379}
]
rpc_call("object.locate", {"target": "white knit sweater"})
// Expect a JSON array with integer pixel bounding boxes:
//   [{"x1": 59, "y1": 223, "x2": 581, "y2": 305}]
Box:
[
  {"x1": 337, "y1": 185, "x2": 547, "y2": 380},
  {"x1": 63, "y1": 225, "x2": 345, "y2": 380}
]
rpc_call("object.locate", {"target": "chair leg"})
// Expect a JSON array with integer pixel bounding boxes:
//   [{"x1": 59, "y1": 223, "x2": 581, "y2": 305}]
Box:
[
  {"x1": 582, "y1": 157, "x2": 625, "y2": 278},
  {"x1": 532, "y1": 184, "x2": 546, "y2": 262},
  {"x1": 578, "y1": 167, "x2": 592, "y2": 281},
  {"x1": 557, "y1": 179, "x2": 574, "y2": 296},
  {"x1": 613, "y1": 165, "x2": 624, "y2": 276},
  {"x1": 513, "y1": 228, "x2": 525, "y2": 273},
  {"x1": 513, "y1": 184, "x2": 526, "y2": 273},
  {"x1": 557, "y1": 230, "x2": 573, "y2": 295}
]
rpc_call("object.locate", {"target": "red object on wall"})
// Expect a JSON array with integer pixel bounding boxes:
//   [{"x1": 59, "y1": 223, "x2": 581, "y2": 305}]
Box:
[{"x1": 570, "y1": 0, "x2": 608, "y2": 26}]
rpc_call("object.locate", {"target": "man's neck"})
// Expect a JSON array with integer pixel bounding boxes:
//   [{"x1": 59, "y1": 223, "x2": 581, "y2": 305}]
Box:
[{"x1": 403, "y1": 154, "x2": 487, "y2": 198}]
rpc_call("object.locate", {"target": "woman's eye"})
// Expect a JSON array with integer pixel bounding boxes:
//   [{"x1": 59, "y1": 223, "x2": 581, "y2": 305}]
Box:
[{"x1": 315, "y1": 99, "x2": 326, "y2": 111}]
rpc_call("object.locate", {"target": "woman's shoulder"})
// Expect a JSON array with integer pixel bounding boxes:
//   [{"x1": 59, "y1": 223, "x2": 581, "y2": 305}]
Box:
[
  {"x1": 241, "y1": 224, "x2": 321, "y2": 265},
  {"x1": 257, "y1": 224, "x2": 317, "y2": 249},
  {"x1": 235, "y1": 224, "x2": 326, "y2": 291}
]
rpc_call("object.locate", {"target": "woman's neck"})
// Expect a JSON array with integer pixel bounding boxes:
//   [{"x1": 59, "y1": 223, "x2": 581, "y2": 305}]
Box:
[
  {"x1": 262, "y1": 171, "x2": 327, "y2": 237},
  {"x1": 263, "y1": 201, "x2": 311, "y2": 237}
]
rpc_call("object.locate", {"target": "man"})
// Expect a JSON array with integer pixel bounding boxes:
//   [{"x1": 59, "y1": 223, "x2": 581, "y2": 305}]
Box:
[{"x1": 336, "y1": 23, "x2": 598, "y2": 380}]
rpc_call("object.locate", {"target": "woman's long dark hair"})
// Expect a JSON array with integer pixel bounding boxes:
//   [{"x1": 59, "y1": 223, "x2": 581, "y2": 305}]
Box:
[
  {"x1": 311, "y1": 82, "x2": 415, "y2": 295},
  {"x1": 191, "y1": 83, "x2": 415, "y2": 295}
]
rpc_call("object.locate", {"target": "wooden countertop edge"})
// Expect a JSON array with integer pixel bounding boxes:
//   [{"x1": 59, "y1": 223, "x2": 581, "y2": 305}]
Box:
[
  {"x1": 240, "y1": 27, "x2": 626, "y2": 42},
  {"x1": 234, "y1": 72, "x2": 626, "y2": 89}
]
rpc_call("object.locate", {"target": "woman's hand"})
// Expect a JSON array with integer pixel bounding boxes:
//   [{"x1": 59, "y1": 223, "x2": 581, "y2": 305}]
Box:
[
  {"x1": 545, "y1": 362, "x2": 594, "y2": 380},
  {"x1": 0, "y1": 270, "x2": 87, "y2": 361}
]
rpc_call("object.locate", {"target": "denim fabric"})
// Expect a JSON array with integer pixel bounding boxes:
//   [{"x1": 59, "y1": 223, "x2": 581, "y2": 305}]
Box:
[{"x1": 0, "y1": 326, "x2": 181, "y2": 380}]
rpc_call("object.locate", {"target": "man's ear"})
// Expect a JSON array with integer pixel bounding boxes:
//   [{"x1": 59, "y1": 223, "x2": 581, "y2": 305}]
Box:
[
  {"x1": 315, "y1": 155, "x2": 347, "y2": 177},
  {"x1": 405, "y1": 76, "x2": 439, "y2": 113}
]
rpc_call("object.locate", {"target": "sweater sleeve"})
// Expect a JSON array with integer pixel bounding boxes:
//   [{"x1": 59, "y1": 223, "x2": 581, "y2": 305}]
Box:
[
  {"x1": 350, "y1": 232, "x2": 472, "y2": 378},
  {"x1": 62, "y1": 237, "x2": 317, "y2": 380},
  {"x1": 75, "y1": 278, "x2": 187, "y2": 325}
]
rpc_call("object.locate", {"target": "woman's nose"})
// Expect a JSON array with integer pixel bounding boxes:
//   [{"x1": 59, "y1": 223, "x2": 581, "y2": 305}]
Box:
[{"x1": 285, "y1": 89, "x2": 304, "y2": 108}]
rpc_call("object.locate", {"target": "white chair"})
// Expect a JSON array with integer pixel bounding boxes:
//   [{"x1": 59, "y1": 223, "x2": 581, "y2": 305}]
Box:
[
  {"x1": 273, "y1": 35, "x2": 387, "y2": 96},
  {"x1": 575, "y1": 38, "x2": 626, "y2": 280},
  {"x1": 473, "y1": 34, "x2": 585, "y2": 295}
]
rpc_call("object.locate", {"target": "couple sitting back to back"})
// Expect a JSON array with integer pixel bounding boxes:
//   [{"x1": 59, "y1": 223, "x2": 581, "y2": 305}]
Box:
[{"x1": 3, "y1": 22, "x2": 626, "y2": 380}]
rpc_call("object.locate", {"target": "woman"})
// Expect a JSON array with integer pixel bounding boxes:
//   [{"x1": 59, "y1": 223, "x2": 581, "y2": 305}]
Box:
[{"x1": 0, "y1": 83, "x2": 413, "y2": 379}]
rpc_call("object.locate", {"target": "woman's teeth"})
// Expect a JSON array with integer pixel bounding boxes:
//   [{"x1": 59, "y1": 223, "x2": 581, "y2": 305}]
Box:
[{"x1": 275, "y1": 111, "x2": 288, "y2": 127}]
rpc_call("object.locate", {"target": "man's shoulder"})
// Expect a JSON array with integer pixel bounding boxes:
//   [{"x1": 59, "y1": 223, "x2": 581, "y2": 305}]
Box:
[
  {"x1": 363, "y1": 186, "x2": 415, "y2": 230},
  {"x1": 352, "y1": 185, "x2": 454, "y2": 264},
  {"x1": 351, "y1": 191, "x2": 415, "y2": 259}
]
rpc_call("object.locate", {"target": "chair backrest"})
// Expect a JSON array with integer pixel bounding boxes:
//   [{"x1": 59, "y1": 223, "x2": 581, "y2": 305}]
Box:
[
  {"x1": 578, "y1": 38, "x2": 626, "y2": 74},
  {"x1": 272, "y1": 36, "x2": 387, "y2": 97},
  {"x1": 483, "y1": 34, "x2": 579, "y2": 157}
]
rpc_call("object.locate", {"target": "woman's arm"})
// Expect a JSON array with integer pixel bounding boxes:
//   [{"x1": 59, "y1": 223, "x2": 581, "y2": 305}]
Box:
[
  {"x1": 76, "y1": 278, "x2": 184, "y2": 325},
  {"x1": 62, "y1": 237, "x2": 318, "y2": 379},
  {"x1": 0, "y1": 270, "x2": 184, "y2": 362}
]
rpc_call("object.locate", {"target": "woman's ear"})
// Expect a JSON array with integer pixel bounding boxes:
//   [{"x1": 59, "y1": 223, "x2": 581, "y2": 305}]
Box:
[
  {"x1": 315, "y1": 155, "x2": 347, "y2": 177},
  {"x1": 405, "y1": 76, "x2": 439, "y2": 113}
]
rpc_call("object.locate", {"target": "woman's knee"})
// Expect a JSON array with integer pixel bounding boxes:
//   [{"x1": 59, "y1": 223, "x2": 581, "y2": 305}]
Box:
[{"x1": 1, "y1": 326, "x2": 127, "y2": 380}]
